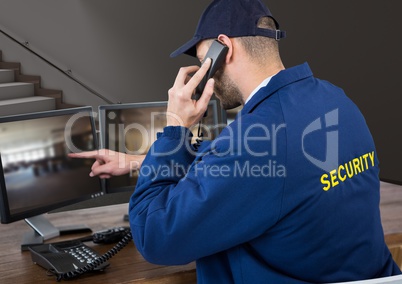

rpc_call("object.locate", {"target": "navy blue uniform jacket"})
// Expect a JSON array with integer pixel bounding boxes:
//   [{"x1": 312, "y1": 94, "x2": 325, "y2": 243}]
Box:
[{"x1": 129, "y1": 63, "x2": 400, "y2": 283}]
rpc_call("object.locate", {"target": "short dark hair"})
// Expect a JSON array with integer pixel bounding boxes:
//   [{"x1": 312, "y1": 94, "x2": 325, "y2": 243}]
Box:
[{"x1": 237, "y1": 17, "x2": 280, "y2": 64}]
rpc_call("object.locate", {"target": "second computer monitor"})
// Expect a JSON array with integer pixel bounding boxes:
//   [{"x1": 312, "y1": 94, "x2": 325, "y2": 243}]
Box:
[{"x1": 98, "y1": 100, "x2": 222, "y2": 193}]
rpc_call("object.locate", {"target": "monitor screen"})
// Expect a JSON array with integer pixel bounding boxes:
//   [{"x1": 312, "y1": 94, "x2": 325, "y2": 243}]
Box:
[
  {"x1": 0, "y1": 107, "x2": 103, "y2": 225},
  {"x1": 98, "y1": 100, "x2": 224, "y2": 194}
]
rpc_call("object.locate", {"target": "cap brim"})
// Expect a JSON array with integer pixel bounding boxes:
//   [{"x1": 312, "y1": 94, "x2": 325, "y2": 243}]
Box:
[{"x1": 170, "y1": 36, "x2": 201, "y2": 58}]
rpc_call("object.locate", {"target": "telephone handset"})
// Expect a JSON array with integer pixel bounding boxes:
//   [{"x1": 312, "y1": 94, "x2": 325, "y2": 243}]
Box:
[{"x1": 193, "y1": 40, "x2": 228, "y2": 101}]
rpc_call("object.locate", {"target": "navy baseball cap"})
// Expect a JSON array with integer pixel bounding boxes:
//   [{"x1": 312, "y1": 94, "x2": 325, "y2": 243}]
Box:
[{"x1": 170, "y1": 0, "x2": 286, "y2": 58}]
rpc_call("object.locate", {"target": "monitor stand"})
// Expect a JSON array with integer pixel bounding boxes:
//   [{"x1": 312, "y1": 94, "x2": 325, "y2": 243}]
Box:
[{"x1": 21, "y1": 215, "x2": 92, "y2": 251}]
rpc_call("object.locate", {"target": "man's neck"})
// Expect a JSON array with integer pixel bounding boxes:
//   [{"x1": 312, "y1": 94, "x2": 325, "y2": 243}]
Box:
[{"x1": 240, "y1": 63, "x2": 285, "y2": 104}]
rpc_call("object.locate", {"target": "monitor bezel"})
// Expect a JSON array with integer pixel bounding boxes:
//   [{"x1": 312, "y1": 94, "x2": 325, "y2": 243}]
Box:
[
  {"x1": 98, "y1": 100, "x2": 220, "y2": 194},
  {"x1": 0, "y1": 107, "x2": 103, "y2": 224}
]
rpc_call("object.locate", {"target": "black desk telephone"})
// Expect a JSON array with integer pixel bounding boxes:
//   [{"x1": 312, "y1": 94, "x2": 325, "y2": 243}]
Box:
[{"x1": 28, "y1": 226, "x2": 131, "y2": 281}]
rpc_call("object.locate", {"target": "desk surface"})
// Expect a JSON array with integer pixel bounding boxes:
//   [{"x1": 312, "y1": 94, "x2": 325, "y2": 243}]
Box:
[
  {"x1": 1, "y1": 182, "x2": 402, "y2": 283},
  {"x1": 0, "y1": 203, "x2": 196, "y2": 284}
]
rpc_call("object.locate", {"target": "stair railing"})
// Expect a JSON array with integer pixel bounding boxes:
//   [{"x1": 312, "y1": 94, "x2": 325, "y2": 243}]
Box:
[{"x1": 0, "y1": 28, "x2": 114, "y2": 104}]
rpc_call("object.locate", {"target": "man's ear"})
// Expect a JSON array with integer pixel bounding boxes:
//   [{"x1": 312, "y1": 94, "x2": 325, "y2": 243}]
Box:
[{"x1": 217, "y1": 34, "x2": 233, "y2": 64}]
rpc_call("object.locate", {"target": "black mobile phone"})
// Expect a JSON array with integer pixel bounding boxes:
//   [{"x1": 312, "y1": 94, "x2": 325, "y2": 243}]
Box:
[{"x1": 193, "y1": 40, "x2": 228, "y2": 100}]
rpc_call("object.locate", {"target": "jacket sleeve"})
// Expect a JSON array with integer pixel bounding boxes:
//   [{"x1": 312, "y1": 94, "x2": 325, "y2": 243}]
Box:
[{"x1": 128, "y1": 123, "x2": 285, "y2": 265}]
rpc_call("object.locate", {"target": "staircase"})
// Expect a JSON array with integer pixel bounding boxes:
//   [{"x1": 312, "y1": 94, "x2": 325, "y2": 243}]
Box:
[{"x1": 0, "y1": 50, "x2": 77, "y2": 117}]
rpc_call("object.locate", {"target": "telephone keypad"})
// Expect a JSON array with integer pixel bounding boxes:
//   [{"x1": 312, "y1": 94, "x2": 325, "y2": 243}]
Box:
[{"x1": 65, "y1": 245, "x2": 99, "y2": 264}]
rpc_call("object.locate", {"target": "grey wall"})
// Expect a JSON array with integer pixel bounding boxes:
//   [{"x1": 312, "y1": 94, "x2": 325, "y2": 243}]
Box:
[{"x1": 0, "y1": 0, "x2": 401, "y2": 183}]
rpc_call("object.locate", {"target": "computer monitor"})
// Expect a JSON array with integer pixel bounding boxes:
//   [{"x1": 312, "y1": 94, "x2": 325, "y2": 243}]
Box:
[
  {"x1": 0, "y1": 107, "x2": 103, "y2": 248},
  {"x1": 98, "y1": 100, "x2": 225, "y2": 194}
]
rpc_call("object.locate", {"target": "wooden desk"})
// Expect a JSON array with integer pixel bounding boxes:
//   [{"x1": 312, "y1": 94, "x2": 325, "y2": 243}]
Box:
[
  {"x1": 1, "y1": 182, "x2": 402, "y2": 283},
  {"x1": 0, "y1": 204, "x2": 196, "y2": 284},
  {"x1": 380, "y1": 182, "x2": 402, "y2": 269}
]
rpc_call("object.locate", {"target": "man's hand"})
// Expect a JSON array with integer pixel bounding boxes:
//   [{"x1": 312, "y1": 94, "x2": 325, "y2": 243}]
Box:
[
  {"x1": 167, "y1": 58, "x2": 215, "y2": 128},
  {"x1": 68, "y1": 149, "x2": 145, "y2": 179}
]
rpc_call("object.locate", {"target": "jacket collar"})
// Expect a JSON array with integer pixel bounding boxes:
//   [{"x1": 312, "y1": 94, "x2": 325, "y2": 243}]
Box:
[{"x1": 239, "y1": 62, "x2": 313, "y2": 116}]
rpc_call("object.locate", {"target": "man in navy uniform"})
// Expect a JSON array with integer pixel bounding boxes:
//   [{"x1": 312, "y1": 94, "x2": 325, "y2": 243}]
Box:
[{"x1": 72, "y1": 0, "x2": 401, "y2": 282}]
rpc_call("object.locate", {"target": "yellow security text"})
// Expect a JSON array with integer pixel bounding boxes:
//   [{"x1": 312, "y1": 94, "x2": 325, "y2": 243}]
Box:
[{"x1": 320, "y1": 151, "x2": 375, "y2": 191}]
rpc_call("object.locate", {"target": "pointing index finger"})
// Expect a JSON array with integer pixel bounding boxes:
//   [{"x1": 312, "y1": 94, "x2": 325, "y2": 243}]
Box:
[{"x1": 68, "y1": 150, "x2": 100, "y2": 159}]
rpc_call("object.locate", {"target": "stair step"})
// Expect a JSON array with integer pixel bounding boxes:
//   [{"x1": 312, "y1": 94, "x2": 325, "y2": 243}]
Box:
[
  {"x1": 0, "y1": 62, "x2": 20, "y2": 72},
  {"x1": 0, "y1": 50, "x2": 74, "y2": 112},
  {"x1": 0, "y1": 69, "x2": 15, "y2": 83},
  {"x1": 0, "y1": 82, "x2": 35, "y2": 100},
  {"x1": 16, "y1": 74, "x2": 41, "y2": 85},
  {"x1": 0, "y1": 96, "x2": 56, "y2": 116}
]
